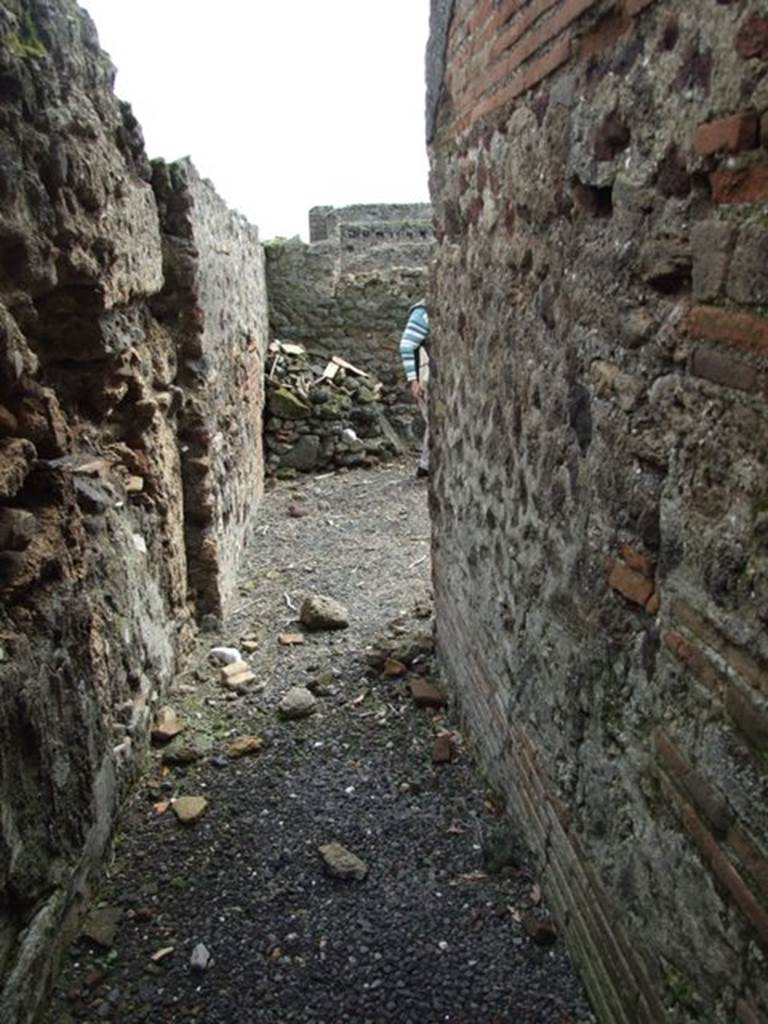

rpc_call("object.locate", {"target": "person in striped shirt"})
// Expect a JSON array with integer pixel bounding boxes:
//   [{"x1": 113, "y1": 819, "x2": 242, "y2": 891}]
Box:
[{"x1": 399, "y1": 300, "x2": 430, "y2": 478}]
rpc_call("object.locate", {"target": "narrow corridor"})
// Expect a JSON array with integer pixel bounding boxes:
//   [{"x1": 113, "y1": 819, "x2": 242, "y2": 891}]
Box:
[{"x1": 46, "y1": 464, "x2": 593, "y2": 1024}]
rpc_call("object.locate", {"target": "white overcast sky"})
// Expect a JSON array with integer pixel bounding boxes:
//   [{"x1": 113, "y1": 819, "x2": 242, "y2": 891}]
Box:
[{"x1": 80, "y1": 1, "x2": 431, "y2": 241}]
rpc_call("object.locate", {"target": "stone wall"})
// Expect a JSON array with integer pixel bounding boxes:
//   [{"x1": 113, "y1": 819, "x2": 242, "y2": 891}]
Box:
[
  {"x1": 264, "y1": 243, "x2": 428, "y2": 456},
  {"x1": 0, "y1": 4, "x2": 267, "y2": 1021},
  {"x1": 428, "y1": 3, "x2": 768, "y2": 1023},
  {"x1": 308, "y1": 202, "x2": 433, "y2": 242},
  {"x1": 153, "y1": 159, "x2": 267, "y2": 620}
]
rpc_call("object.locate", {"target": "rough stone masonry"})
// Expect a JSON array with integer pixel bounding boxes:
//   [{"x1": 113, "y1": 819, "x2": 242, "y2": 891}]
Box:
[
  {"x1": 428, "y1": 2, "x2": 768, "y2": 1023},
  {"x1": 0, "y1": 4, "x2": 434, "y2": 1022},
  {"x1": 0, "y1": 3, "x2": 267, "y2": 1022}
]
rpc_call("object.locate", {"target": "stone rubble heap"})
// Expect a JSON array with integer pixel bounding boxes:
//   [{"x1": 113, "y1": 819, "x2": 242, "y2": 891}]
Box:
[{"x1": 264, "y1": 340, "x2": 408, "y2": 477}]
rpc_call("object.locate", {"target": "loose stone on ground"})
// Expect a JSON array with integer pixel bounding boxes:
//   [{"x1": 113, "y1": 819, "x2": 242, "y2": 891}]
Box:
[
  {"x1": 278, "y1": 686, "x2": 318, "y2": 719},
  {"x1": 150, "y1": 706, "x2": 185, "y2": 743},
  {"x1": 299, "y1": 594, "x2": 349, "y2": 630},
  {"x1": 318, "y1": 841, "x2": 369, "y2": 881},
  {"x1": 172, "y1": 796, "x2": 208, "y2": 826}
]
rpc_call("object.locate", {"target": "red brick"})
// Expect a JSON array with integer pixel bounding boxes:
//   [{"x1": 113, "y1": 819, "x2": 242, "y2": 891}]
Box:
[
  {"x1": 736, "y1": 995, "x2": 762, "y2": 1024},
  {"x1": 467, "y1": 0, "x2": 501, "y2": 38},
  {"x1": 683, "y1": 770, "x2": 732, "y2": 839},
  {"x1": 688, "y1": 305, "x2": 768, "y2": 359},
  {"x1": 711, "y1": 164, "x2": 768, "y2": 204},
  {"x1": 579, "y1": 9, "x2": 631, "y2": 60},
  {"x1": 608, "y1": 560, "x2": 655, "y2": 607},
  {"x1": 432, "y1": 733, "x2": 453, "y2": 764},
  {"x1": 690, "y1": 347, "x2": 759, "y2": 393},
  {"x1": 664, "y1": 631, "x2": 686, "y2": 658},
  {"x1": 654, "y1": 729, "x2": 689, "y2": 779},
  {"x1": 664, "y1": 631, "x2": 723, "y2": 696},
  {"x1": 618, "y1": 544, "x2": 654, "y2": 578},
  {"x1": 489, "y1": 0, "x2": 593, "y2": 68},
  {"x1": 409, "y1": 677, "x2": 448, "y2": 709},
  {"x1": 694, "y1": 113, "x2": 759, "y2": 156},
  {"x1": 625, "y1": 0, "x2": 657, "y2": 14},
  {"x1": 465, "y1": 0, "x2": 590, "y2": 114},
  {"x1": 491, "y1": 0, "x2": 562, "y2": 60},
  {"x1": 731, "y1": 828, "x2": 768, "y2": 903},
  {"x1": 672, "y1": 599, "x2": 768, "y2": 698},
  {"x1": 735, "y1": 14, "x2": 768, "y2": 60},
  {"x1": 725, "y1": 685, "x2": 768, "y2": 750},
  {"x1": 460, "y1": 36, "x2": 571, "y2": 130},
  {"x1": 674, "y1": 792, "x2": 768, "y2": 949},
  {"x1": 655, "y1": 730, "x2": 733, "y2": 839}
]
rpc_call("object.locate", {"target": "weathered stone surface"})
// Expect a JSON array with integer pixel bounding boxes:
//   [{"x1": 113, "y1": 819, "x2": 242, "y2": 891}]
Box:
[
  {"x1": 190, "y1": 942, "x2": 211, "y2": 974},
  {"x1": 428, "y1": 3, "x2": 768, "y2": 1022},
  {"x1": 0, "y1": 5, "x2": 266, "y2": 1021},
  {"x1": 161, "y1": 733, "x2": 213, "y2": 765},
  {"x1": 318, "y1": 841, "x2": 369, "y2": 881},
  {"x1": 278, "y1": 687, "x2": 318, "y2": 720},
  {"x1": 81, "y1": 907, "x2": 121, "y2": 950},
  {"x1": 153, "y1": 159, "x2": 268, "y2": 620},
  {"x1": 0, "y1": 438, "x2": 36, "y2": 499},
  {"x1": 409, "y1": 678, "x2": 447, "y2": 709},
  {"x1": 281, "y1": 434, "x2": 321, "y2": 471},
  {"x1": 151, "y1": 707, "x2": 186, "y2": 743},
  {"x1": 220, "y1": 660, "x2": 251, "y2": 683},
  {"x1": 221, "y1": 669, "x2": 257, "y2": 692},
  {"x1": 268, "y1": 388, "x2": 311, "y2": 420},
  {"x1": 262, "y1": 344, "x2": 406, "y2": 477},
  {"x1": 226, "y1": 735, "x2": 264, "y2": 758},
  {"x1": 299, "y1": 594, "x2": 350, "y2": 630},
  {"x1": 172, "y1": 797, "x2": 208, "y2": 826}
]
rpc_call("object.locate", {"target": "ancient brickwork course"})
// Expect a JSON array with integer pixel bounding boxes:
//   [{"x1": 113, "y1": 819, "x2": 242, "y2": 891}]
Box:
[
  {"x1": 0, "y1": 4, "x2": 267, "y2": 1021},
  {"x1": 428, "y1": 2, "x2": 768, "y2": 1022}
]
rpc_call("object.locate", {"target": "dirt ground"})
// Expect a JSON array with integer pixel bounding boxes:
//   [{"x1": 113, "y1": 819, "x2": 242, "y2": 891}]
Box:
[{"x1": 44, "y1": 461, "x2": 595, "y2": 1024}]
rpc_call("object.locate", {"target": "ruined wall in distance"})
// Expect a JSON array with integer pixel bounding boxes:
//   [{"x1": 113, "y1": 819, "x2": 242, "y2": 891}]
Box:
[
  {"x1": 428, "y1": 2, "x2": 768, "y2": 1022},
  {"x1": 308, "y1": 202, "x2": 433, "y2": 242},
  {"x1": 265, "y1": 238, "x2": 428, "y2": 385}
]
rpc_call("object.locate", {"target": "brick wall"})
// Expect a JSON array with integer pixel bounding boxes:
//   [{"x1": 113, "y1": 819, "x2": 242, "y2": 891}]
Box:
[{"x1": 428, "y1": 2, "x2": 768, "y2": 1021}]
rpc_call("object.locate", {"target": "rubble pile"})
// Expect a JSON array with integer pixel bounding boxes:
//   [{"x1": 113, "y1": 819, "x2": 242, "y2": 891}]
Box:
[{"x1": 264, "y1": 341, "x2": 406, "y2": 477}]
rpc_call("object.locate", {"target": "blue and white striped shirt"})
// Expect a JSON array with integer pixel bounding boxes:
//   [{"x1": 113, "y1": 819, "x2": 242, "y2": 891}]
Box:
[{"x1": 399, "y1": 304, "x2": 430, "y2": 382}]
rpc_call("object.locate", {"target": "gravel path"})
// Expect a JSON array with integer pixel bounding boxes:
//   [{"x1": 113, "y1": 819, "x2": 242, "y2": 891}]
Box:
[{"x1": 45, "y1": 462, "x2": 594, "y2": 1024}]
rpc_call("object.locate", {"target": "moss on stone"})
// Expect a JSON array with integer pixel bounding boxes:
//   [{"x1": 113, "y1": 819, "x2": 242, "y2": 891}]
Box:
[
  {"x1": 8, "y1": 10, "x2": 46, "y2": 59},
  {"x1": 267, "y1": 388, "x2": 311, "y2": 419}
]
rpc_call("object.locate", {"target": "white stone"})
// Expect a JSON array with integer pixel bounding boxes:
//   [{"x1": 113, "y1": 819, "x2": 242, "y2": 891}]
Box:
[{"x1": 209, "y1": 646, "x2": 242, "y2": 665}]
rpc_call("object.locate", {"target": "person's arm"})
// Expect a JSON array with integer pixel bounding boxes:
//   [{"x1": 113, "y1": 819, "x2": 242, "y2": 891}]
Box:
[{"x1": 399, "y1": 307, "x2": 429, "y2": 397}]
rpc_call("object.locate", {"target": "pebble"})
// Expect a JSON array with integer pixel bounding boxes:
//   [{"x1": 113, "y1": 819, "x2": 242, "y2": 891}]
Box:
[
  {"x1": 172, "y1": 796, "x2": 208, "y2": 826},
  {"x1": 226, "y1": 735, "x2": 264, "y2": 758},
  {"x1": 81, "y1": 907, "x2": 121, "y2": 949},
  {"x1": 278, "y1": 687, "x2": 318, "y2": 719},
  {"x1": 190, "y1": 943, "x2": 211, "y2": 974},
  {"x1": 318, "y1": 841, "x2": 369, "y2": 881},
  {"x1": 209, "y1": 646, "x2": 242, "y2": 664}
]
